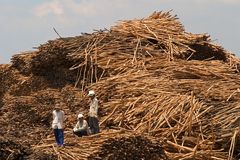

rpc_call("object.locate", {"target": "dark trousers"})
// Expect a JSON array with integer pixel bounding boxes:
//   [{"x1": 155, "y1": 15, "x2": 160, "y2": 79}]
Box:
[
  {"x1": 73, "y1": 130, "x2": 88, "y2": 137},
  {"x1": 53, "y1": 129, "x2": 64, "y2": 145},
  {"x1": 89, "y1": 117, "x2": 100, "y2": 134}
]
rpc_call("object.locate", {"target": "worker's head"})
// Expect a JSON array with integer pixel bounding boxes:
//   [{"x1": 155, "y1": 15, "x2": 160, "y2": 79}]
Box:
[
  {"x1": 55, "y1": 103, "x2": 61, "y2": 111},
  {"x1": 78, "y1": 114, "x2": 84, "y2": 121},
  {"x1": 88, "y1": 90, "x2": 95, "y2": 99}
]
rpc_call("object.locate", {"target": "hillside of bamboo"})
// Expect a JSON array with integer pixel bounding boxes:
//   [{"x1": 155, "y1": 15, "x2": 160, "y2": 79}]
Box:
[{"x1": 1, "y1": 11, "x2": 240, "y2": 160}]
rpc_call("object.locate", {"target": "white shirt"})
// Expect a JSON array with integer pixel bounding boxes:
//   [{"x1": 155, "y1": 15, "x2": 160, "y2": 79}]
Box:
[
  {"x1": 89, "y1": 97, "x2": 99, "y2": 118},
  {"x1": 73, "y1": 120, "x2": 89, "y2": 132},
  {"x1": 52, "y1": 110, "x2": 64, "y2": 129}
]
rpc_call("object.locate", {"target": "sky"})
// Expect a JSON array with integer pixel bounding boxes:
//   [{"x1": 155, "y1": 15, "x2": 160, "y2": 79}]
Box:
[{"x1": 0, "y1": 0, "x2": 239, "y2": 64}]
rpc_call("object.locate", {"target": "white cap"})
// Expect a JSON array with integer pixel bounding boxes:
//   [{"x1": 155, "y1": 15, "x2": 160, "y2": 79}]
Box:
[
  {"x1": 78, "y1": 114, "x2": 83, "y2": 119},
  {"x1": 88, "y1": 90, "x2": 95, "y2": 96}
]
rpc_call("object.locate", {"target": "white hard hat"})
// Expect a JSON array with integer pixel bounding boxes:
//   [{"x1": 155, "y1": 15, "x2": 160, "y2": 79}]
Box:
[
  {"x1": 88, "y1": 90, "x2": 95, "y2": 96},
  {"x1": 78, "y1": 114, "x2": 84, "y2": 119}
]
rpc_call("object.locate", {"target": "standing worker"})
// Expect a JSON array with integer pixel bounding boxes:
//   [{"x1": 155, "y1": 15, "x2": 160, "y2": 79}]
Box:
[
  {"x1": 88, "y1": 90, "x2": 100, "y2": 134},
  {"x1": 52, "y1": 103, "x2": 64, "y2": 147},
  {"x1": 73, "y1": 113, "x2": 89, "y2": 137}
]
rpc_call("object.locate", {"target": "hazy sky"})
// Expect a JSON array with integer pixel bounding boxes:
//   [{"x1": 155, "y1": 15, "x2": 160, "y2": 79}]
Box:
[{"x1": 0, "y1": 0, "x2": 239, "y2": 64}]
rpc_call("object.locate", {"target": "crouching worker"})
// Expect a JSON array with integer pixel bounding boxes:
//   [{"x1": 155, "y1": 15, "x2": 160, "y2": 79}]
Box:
[{"x1": 73, "y1": 114, "x2": 89, "y2": 137}]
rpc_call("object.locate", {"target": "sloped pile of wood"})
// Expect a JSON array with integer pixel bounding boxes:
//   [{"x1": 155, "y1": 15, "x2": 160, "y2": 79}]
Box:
[{"x1": 1, "y1": 11, "x2": 240, "y2": 160}]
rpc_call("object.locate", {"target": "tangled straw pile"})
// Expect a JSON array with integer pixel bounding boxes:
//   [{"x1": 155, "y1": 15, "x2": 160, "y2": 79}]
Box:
[{"x1": 1, "y1": 11, "x2": 240, "y2": 160}]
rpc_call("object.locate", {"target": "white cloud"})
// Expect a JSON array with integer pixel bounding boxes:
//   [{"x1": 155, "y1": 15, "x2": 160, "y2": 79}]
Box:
[
  {"x1": 32, "y1": 0, "x2": 131, "y2": 26},
  {"x1": 34, "y1": 0, "x2": 240, "y2": 20},
  {"x1": 64, "y1": 0, "x2": 98, "y2": 16},
  {"x1": 34, "y1": 0, "x2": 64, "y2": 17},
  {"x1": 34, "y1": 0, "x2": 130, "y2": 18}
]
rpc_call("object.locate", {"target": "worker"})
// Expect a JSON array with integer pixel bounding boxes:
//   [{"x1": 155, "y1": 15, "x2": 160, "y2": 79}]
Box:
[
  {"x1": 52, "y1": 103, "x2": 64, "y2": 147},
  {"x1": 88, "y1": 90, "x2": 100, "y2": 134},
  {"x1": 73, "y1": 113, "x2": 89, "y2": 137}
]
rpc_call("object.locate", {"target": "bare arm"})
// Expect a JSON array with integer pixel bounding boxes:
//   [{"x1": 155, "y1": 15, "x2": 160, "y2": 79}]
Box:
[
  {"x1": 62, "y1": 111, "x2": 64, "y2": 121},
  {"x1": 73, "y1": 121, "x2": 79, "y2": 131},
  {"x1": 53, "y1": 111, "x2": 55, "y2": 120},
  {"x1": 82, "y1": 120, "x2": 88, "y2": 130}
]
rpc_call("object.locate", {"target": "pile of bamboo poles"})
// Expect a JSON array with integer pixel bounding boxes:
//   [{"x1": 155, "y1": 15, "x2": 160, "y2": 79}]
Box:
[
  {"x1": 1, "y1": 10, "x2": 240, "y2": 160},
  {"x1": 2, "y1": 59, "x2": 240, "y2": 159},
  {"x1": 16, "y1": 11, "x2": 233, "y2": 89}
]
